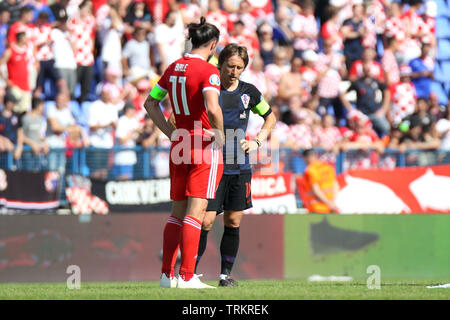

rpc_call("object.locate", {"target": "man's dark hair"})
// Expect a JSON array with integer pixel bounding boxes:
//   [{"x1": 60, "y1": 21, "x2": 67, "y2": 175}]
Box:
[
  {"x1": 32, "y1": 97, "x2": 44, "y2": 110},
  {"x1": 187, "y1": 16, "x2": 220, "y2": 49},
  {"x1": 302, "y1": 148, "x2": 317, "y2": 157},
  {"x1": 16, "y1": 31, "x2": 26, "y2": 42},
  {"x1": 19, "y1": 5, "x2": 33, "y2": 17},
  {"x1": 218, "y1": 43, "x2": 249, "y2": 69}
]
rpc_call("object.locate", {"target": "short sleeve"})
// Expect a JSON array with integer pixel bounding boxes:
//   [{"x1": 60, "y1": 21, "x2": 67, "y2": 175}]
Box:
[
  {"x1": 248, "y1": 84, "x2": 272, "y2": 117},
  {"x1": 149, "y1": 70, "x2": 169, "y2": 100},
  {"x1": 201, "y1": 66, "x2": 221, "y2": 96}
]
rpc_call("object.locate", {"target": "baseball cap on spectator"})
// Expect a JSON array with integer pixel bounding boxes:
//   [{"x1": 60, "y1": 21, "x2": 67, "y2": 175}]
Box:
[
  {"x1": 54, "y1": 7, "x2": 68, "y2": 22},
  {"x1": 105, "y1": 65, "x2": 121, "y2": 77},
  {"x1": 4, "y1": 90, "x2": 18, "y2": 104},
  {"x1": 127, "y1": 66, "x2": 148, "y2": 83},
  {"x1": 259, "y1": 23, "x2": 273, "y2": 35},
  {"x1": 399, "y1": 65, "x2": 412, "y2": 78},
  {"x1": 136, "y1": 79, "x2": 152, "y2": 92},
  {"x1": 302, "y1": 50, "x2": 318, "y2": 62},
  {"x1": 425, "y1": 0, "x2": 437, "y2": 17},
  {"x1": 329, "y1": 0, "x2": 346, "y2": 7}
]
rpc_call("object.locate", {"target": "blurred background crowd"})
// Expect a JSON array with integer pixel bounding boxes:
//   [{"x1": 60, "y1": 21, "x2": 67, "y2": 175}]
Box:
[{"x1": 0, "y1": 0, "x2": 449, "y2": 179}]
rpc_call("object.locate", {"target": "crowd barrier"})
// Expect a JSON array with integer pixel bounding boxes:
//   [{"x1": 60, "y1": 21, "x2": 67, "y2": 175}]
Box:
[{"x1": 1, "y1": 146, "x2": 450, "y2": 178}]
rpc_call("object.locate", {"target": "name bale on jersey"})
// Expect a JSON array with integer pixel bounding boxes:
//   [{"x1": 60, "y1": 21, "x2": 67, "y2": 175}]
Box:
[{"x1": 175, "y1": 63, "x2": 188, "y2": 72}]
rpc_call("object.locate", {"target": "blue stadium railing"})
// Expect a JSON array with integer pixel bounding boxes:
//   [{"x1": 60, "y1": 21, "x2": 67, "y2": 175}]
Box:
[
  {"x1": 1, "y1": 146, "x2": 450, "y2": 176},
  {"x1": 1, "y1": 146, "x2": 449, "y2": 207}
]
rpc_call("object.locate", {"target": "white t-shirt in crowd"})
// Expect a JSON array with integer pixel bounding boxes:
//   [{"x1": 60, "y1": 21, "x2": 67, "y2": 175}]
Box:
[
  {"x1": 100, "y1": 17, "x2": 124, "y2": 68},
  {"x1": 122, "y1": 38, "x2": 151, "y2": 71},
  {"x1": 51, "y1": 28, "x2": 77, "y2": 70},
  {"x1": 154, "y1": 23, "x2": 184, "y2": 66},
  {"x1": 46, "y1": 105, "x2": 76, "y2": 147},
  {"x1": 88, "y1": 99, "x2": 118, "y2": 148},
  {"x1": 114, "y1": 115, "x2": 139, "y2": 166}
]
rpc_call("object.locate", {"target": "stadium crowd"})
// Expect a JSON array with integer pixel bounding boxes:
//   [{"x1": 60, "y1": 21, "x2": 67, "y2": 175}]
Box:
[{"x1": 0, "y1": 0, "x2": 449, "y2": 178}]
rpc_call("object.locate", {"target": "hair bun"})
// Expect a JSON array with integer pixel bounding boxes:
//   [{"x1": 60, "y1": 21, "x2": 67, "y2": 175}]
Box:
[{"x1": 200, "y1": 16, "x2": 206, "y2": 25}]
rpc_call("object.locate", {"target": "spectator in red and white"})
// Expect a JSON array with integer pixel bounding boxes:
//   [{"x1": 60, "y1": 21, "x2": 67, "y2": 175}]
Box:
[
  {"x1": 381, "y1": 36, "x2": 400, "y2": 86},
  {"x1": 99, "y1": 1, "x2": 125, "y2": 79},
  {"x1": 299, "y1": 49, "x2": 319, "y2": 102},
  {"x1": 366, "y1": 0, "x2": 386, "y2": 46},
  {"x1": 385, "y1": 1, "x2": 407, "y2": 61},
  {"x1": 400, "y1": 0, "x2": 425, "y2": 63},
  {"x1": 68, "y1": 0, "x2": 96, "y2": 103},
  {"x1": 8, "y1": 5, "x2": 39, "y2": 92},
  {"x1": 389, "y1": 65, "x2": 417, "y2": 127},
  {"x1": 179, "y1": 0, "x2": 202, "y2": 25},
  {"x1": 154, "y1": 10, "x2": 184, "y2": 73},
  {"x1": 313, "y1": 113, "x2": 342, "y2": 158},
  {"x1": 340, "y1": 110, "x2": 385, "y2": 170},
  {"x1": 316, "y1": 37, "x2": 347, "y2": 121},
  {"x1": 421, "y1": 0, "x2": 437, "y2": 54},
  {"x1": 246, "y1": 0, "x2": 274, "y2": 20},
  {"x1": 33, "y1": 11, "x2": 68, "y2": 100},
  {"x1": 132, "y1": 78, "x2": 152, "y2": 124},
  {"x1": 98, "y1": 65, "x2": 135, "y2": 113},
  {"x1": 277, "y1": 55, "x2": 303, "y2": 107},
  {"x1": 52, "y1": 15, "x2": 77, "y2": 99},
  {"x1": 0, "y1": 32, "x2": 32, "y2": 115},
  {"x1": 320, "y1": 5, "x2": 343, "y2": 53},
  {"x1": 227, "y1": 20, "x2": 260, "y2": 64},
  {"x1": 292, "y1": 96, "x2": 321, "y2": 128},
  {"x1": 240, "y1": 54, "x2": 271, "y2": 101},
  {"x1": 290, "y1": 0, "x2": 318, "y2": 58},
  {"x1": 206, "y1": 0, "x2": 230, "y2": 47},
  {"x1": 348, "y1": 47, "x2": 385, "y2": 82},
  {"x1": 228, "y1": 0, "x2": 258, "y2": 37},
  {"x1": 7, "y1": 5, "x2": 35, "y2": 45},
  {"x1": 288, "y1": 107, "x2": 314, "y2": 150},
  {"x1": 265, "y1": 46, "x2": 291, "y2": 100},
  {"x1": 146, "y1": 0, "x2": 173, "y2": 25}
]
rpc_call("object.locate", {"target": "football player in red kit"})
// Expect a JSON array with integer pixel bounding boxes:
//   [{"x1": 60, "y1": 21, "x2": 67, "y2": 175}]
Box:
[{"x1": 144, "y1": 17, "x2": 224, "y2": 289}]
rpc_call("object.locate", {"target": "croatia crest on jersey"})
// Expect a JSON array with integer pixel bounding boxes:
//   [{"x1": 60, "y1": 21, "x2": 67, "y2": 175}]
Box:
[
  {"x1": 241, "y1": 94, "x2": 250, "y2": 109},
  {"x1": 209, "y1": 74, "x2": 220, "y2": 86}
]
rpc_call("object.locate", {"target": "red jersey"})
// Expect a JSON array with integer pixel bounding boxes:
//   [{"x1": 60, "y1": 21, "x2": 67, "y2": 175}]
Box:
[
  {"x1": 155, "y1": 54, "x2": 221, "y2": 134},
  {"x1": 7, "y1": 44, "x2": 30, "y2": 91}
]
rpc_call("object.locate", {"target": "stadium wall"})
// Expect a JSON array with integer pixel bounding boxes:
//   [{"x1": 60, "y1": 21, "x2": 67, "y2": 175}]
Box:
[
  {"x1": 284, "y1": 214, "x2": 450, "y2": 280},
  {"x1": 0, "y1": 214, "x2": 284, "y2": 283}
]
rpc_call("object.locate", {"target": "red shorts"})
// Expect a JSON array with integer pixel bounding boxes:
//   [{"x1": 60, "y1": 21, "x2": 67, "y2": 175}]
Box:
[{"x1": 170, "y1": 141, "x2": 223, "y2": 201}]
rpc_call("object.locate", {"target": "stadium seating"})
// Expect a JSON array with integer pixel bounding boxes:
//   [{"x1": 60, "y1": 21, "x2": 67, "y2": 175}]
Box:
[
  {"x1": 436, "y1": 17, "x2": 450, "y2": 38},
  {"x1": 43, "y1": 100, "x2": 56, "y2": 117},
  {"x1": 430, "y1": 81, "x2": 449, "y2": 105},
  {"x1": 435, "y1": 0, "x2": 450, "y2": 17}
]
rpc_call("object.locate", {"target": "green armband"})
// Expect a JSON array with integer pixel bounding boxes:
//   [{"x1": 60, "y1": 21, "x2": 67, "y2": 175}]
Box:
[
  {"x1": 251, "y1": 98, "x2": 270, "y2": 116},
  {"x1": 149, "y1": 84, "x2": 168, "y2": 101}
]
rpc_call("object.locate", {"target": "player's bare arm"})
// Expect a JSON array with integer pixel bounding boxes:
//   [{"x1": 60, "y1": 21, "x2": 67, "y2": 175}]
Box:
[
  {"x1": 143, "y1": 95, "x2": 175, "y2": 140},
  {"x1": 241, "y1": 111, "x2": 276, "y2": 152},
  {"x1": 204, "y1": 90, "x2": 225, "y2": 147}
]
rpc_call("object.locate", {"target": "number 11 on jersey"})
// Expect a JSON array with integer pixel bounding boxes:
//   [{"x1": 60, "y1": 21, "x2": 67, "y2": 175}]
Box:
[{"x1": 169, "y1": 75, "x2": 190, "y2": 116}]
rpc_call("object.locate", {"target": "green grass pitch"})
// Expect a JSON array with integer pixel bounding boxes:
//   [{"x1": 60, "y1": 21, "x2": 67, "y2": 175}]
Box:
[{"x1": 0, "y1": 279, "x2": 449, "y2": 300}]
